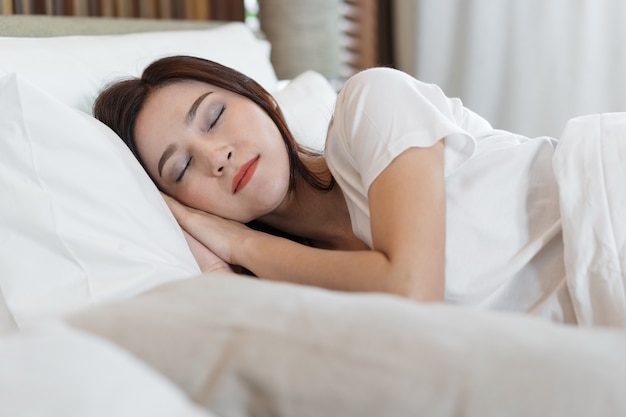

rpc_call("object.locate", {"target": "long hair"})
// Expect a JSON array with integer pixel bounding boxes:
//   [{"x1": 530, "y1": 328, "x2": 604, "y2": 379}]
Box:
[{"x1": 93, "y1": 55, "x2": 332, "y2": 193}]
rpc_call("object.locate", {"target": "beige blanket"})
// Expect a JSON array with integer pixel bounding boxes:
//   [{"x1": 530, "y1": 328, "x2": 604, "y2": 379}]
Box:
[{"x1": 64, "y1": 273, "x2": 626, "y2": 416}]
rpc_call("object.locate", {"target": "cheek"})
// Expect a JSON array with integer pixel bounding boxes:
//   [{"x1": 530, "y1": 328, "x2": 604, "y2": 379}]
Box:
[
  {"x1": 170, "y1": 179, "x2": 222, "y2": 214},
  {"x1": 250, "y1": 158, "x2": 291, "y2": 214}
]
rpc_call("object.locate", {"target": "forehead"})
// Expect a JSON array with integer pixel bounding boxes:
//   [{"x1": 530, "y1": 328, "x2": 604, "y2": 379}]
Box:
[
  {"x1": 149, "y1": 80, "x2": 219, "y2": 104},
  {"x1": 137, "y1": 80, "x2": 223, "y2": 129},
  {"x1": 133, "y1": 82, "x2": 207, "y2": 158}
]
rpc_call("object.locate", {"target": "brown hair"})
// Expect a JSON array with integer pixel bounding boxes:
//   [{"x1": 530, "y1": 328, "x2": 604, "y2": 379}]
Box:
[{"x1": 93, "y1": 55, "x2": 332, "y2": 193}]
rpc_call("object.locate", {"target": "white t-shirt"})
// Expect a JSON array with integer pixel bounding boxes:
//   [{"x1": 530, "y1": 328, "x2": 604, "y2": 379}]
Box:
[{"x1": 325, "y1": 68, "x2": 576, "y2": 323}]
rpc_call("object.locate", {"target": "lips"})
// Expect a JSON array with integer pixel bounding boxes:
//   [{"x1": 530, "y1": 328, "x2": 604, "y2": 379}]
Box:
[{"x1": 232, "y1": 156, "x2": 260, "y2": 194}]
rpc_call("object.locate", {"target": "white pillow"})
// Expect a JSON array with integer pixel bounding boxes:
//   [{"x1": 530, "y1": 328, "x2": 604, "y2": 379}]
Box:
[
  {"x1": 0, "y1": 73, "x2": 200, "y2": 336},
  {"x1": 0, "y1": 22, "x2": 278, "y2": 115},
  {"x1": 0, "y1": 24, "x2": 331, "y2": 336},
  {"x1": 273, "y1": 70, "x2": 337, "y2": 151},
  {"x1": 0, "y1": 322, "x2": 213, "y2": 417}
]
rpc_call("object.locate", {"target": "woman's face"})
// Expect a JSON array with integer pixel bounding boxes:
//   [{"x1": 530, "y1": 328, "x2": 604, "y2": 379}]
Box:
[{"x1": 134, "y1": 80, "x2": 291, "y2": 223}]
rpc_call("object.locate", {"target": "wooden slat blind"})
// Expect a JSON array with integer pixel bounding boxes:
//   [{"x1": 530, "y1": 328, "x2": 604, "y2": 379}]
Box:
[{"x1": 0, "y1": 0, "x2": 244, "y2": 20}]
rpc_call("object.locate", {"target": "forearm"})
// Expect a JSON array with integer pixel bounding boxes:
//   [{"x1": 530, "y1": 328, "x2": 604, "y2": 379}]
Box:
[
  {"x1": 168, "y1": 195, "x2": 443, "y2": 301},
  {"x1": 236, "y1": 230, "x2": 443, "y2": 301}
]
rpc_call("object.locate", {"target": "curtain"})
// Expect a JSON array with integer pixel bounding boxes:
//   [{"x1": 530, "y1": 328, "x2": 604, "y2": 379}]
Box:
[{"x1": 394, "y1": 0, "x2": 626, "y2": 138}]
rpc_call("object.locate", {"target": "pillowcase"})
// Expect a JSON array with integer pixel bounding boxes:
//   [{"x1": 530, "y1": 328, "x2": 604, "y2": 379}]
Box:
[
  {"x1": 0, "y1": 22, "x2": 278, "y2": 115},
  {"x1": 0, "y1": 73, "x2": 200, "y2": 336},
  {"x1": 273, "y1": 70, "x2": 337, "y2": 151}
]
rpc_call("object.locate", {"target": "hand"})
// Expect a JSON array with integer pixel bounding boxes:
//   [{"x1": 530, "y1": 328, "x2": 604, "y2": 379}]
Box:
[
  {"x1": 161, "y1": 192, "x2": 250, "y2": 265},
  {"x1": 183, "y1": 230, "x2": 234, "y2": 274}
]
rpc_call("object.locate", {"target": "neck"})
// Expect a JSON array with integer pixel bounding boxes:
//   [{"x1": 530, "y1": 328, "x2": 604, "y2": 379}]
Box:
[{"x1": 257, "y1": 156, "x2": 367, "y2": 250}]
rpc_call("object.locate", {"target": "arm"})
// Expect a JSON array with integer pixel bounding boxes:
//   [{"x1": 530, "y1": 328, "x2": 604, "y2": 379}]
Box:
[
  {"x1": 368, "y1": 142, "x2": 446, "y2": 300},
  {"x1": 166, "y1": 141, "x2": 445, "y2": 301},
  {"x1": 240, "y1": 142, "x2": 445, "y2": 300}
]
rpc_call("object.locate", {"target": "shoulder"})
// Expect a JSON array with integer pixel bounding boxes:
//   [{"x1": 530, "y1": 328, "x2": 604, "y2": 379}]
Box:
[
  {"x1": 327, "y1": 68, "x2": 447, "y2": 151},
  {"x1": 335, "y1": 67, "x2": 456, "y2": 124},
  {"x1": 339, "y1": 67, "x2": 435, "y2": 102},
  {"x1": 326, "y1": 68, "x2": 441, "y2": 174},
  {"x1": 344, "y1": 67, "x2": 421, "y2": 87},
  {"x1": 344, "y1": 67, "x2": 407, "y2": 86}
]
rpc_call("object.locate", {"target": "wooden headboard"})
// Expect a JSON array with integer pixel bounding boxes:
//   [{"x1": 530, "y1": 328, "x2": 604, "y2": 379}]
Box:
[{"x1": 0, "y1": 0, "x2": 244, "y2": 21}]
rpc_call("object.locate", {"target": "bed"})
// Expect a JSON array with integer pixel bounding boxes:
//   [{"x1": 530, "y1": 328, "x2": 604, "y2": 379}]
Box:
[{"x1": 2, "y1": 13, "x2": 626, "y2": 417}]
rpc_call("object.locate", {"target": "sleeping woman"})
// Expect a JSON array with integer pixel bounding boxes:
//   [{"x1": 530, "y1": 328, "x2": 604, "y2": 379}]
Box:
[{"x1": 94, "y1": 55, "x2": 576, "y2": 324}]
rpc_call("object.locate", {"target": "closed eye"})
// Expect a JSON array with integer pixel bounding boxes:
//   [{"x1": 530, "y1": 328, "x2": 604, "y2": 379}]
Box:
[
  {"x1": 208, "y1": 105, "x2": 225, "y2": 131},
  {"x1": 175, "y1": 156, "x2": 192, "y2": 183}
]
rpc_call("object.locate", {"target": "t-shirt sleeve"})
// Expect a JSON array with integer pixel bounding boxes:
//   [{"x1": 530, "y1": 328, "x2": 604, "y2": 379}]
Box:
[{"x1": 326, "y1": 68, "x2": 480, "y2": 191}]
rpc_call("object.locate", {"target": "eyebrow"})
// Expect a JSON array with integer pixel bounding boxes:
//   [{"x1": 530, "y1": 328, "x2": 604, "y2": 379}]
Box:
[
  {"x1": 158, "y1": 143, "x2": 177, "y2": 178},
  {"x1": 186, "y1": 91, "x2": 213, "y2": 125},
  {"x1": 157, "y1": 91, "x2": 213, "y2": 178}
]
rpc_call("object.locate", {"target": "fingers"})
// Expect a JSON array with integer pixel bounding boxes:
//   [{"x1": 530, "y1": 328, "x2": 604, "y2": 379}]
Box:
[
  {"x1": 182, "y1": 229, "x2": 230, "y2": 273},
  {"x1": 204, "y1": 263, "x2": 236, "y2": 274},
  {"x1": 160, "y1": 192, "x2": 192, "y2": 224}
]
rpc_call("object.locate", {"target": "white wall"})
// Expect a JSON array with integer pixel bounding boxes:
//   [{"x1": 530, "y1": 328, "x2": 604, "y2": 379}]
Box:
[{"x1": 394, "y1": 0, "x2": 626, "y2": 138}]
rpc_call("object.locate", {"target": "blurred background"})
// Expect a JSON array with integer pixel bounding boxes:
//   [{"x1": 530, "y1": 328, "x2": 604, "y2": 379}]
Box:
[
  {"x1": 390, "y1": 0, "x2": 626, "y2": 138},
  {"x1": 2, "y1": 0, "x2": 625, "y2": 138},
  {"x1": 251, "y1": 0, "x2": 626, "y2": 138}
]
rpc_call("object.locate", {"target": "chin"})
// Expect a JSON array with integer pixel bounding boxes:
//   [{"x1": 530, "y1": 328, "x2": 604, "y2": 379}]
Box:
[{"x1": 249, "y1": 190, "x2": 289, "y2": 221}]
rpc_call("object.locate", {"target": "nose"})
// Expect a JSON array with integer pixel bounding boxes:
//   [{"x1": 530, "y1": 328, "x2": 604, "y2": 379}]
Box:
[{"x1": 200, "y1": 143, "x2": 233, "y2": 177}]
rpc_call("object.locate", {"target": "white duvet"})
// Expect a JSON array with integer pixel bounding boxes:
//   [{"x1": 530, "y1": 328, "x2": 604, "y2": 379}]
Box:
[{"x1": 554, "y1": 112, "x2": 626, "y2": 326}]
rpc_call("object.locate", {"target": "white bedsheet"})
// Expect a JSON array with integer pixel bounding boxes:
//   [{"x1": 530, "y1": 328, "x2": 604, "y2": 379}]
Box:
[{"x1": 554, "y1": 112, "x2": 626, "y2": 326}]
